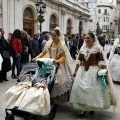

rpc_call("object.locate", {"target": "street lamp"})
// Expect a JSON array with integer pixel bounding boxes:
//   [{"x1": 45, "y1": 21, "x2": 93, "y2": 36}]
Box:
[
  {"x1": 79, "y1": 16, "x2": 83, "y2": 35},
  {"x1": 35, "y1": 0, "x2": 46, "y2": 34},
  {"x1": 96, "y1": 22, "x2": 100, "y2": 36}
]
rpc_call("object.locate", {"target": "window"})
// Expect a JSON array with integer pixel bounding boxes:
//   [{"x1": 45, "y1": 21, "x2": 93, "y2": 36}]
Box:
[
  {"x1": 98, "y1": 17, "x2": 100, "y2": 22},
  {"x1": 104, "y1": 17, "x2": 105, "y2": 22},
  {"x1": 104, "y1": 9, "x2": 107, "y2": 15},
  {"x1": 106, "y1": 25, "x2": 107, "y2": 30},
  {"x1": 104, "y1": 25, "x2": 105, "y2": 30},
  {"x1": 89, "y1": 19, "x2": 93, "y2": 22},
  {"x1": 98, "y1": 9, "x2": 101, "y2": 14}
]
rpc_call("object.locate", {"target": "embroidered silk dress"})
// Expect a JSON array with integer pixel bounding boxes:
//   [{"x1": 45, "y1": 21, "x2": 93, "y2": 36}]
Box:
[
  {"x1": 36, "y1": 40, "x2": 72, "y2": 104},
  {"x1": 109, "y1": 43, "x2": 120, "y2": 81},
  {"x1": 70, "y1": 44, "x2": 113, "y2": 111}
]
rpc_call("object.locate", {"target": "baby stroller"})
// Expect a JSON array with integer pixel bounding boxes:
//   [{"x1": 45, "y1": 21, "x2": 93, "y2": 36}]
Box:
[{"x1": 5, "y1": 59, "x2": 59, "y2": 120}]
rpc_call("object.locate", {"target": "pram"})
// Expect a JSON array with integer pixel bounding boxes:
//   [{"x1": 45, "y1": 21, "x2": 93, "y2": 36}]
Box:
[{"x1": 4, "y1": 59, "x2": 59, "y2": 120}]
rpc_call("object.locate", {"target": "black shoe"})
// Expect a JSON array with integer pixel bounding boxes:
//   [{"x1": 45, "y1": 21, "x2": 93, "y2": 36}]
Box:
[
  {"x1": 78, "y1": 111, "x2": 86, "y2": 118},
  {"x1": 89, "y1": 111, "x2": 94, "y2": 115},
  {"x1": 4, "y1": 79, "x2": 9, "y2": 81},
  {"x1": 11, "y1": 74, "x2": 17, "y2": 79}
]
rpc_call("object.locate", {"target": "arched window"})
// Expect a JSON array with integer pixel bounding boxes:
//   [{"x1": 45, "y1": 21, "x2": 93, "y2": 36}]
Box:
[
  {"x1": 23, "y1": 8, "x2": 33, "y2": 19},
  {"x1": 67, "y1": 19, "x2": 72, "y2": 35},
  {"x1": 50, "y1": 14, "x2": 57, "y2": 31},
  {"x1": 23, "y1": 7, "x2": 34, "y2": 37},
  {"x1": 67, "y1": 19, "x2": 72, "y2": 27},
  {"x1": 98, "y1": 9, "x2": 101, "y2": 14},
  {"x1": 50, "y1": 14, "x2": 56, "y2": 24}
]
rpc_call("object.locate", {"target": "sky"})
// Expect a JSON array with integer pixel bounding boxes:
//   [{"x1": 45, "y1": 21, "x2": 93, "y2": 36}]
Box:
[{"x1": 109, "y1": 0, "x2": 116, "y2": 4}]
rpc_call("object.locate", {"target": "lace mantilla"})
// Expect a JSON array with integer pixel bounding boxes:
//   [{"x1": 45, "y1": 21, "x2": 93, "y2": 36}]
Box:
[{"x1": 80, "y1": 45, "x2": 101, "y2": 61}]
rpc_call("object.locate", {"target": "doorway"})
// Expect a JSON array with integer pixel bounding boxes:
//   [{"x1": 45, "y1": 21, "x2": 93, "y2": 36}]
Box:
[
  {"x1": 23, "y1": 7, "x2": 34, "y2": 37},
  {"x1": 23, "y1": 18, "x2": 34, "y2": 37}
]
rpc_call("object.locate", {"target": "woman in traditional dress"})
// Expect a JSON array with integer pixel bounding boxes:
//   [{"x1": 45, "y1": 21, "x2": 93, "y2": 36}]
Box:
[
  {"x1": 32, "y1": 27, "x2": 73, "y2": 104},
  {"x1": 70, "y1": 33, "x2": 118, "y2": 118},
  {"x1": 109, "y1": 35, "x2": 120, "y2": 82}
]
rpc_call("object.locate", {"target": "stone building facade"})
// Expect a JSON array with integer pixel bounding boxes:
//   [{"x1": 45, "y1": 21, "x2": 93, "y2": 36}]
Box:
[
  {"x1": 115, "y1": 0, "x2": 120, "y2": 36},
  {"x1": 97, "y1": 0, "x2": 116, "y2": 38},
  {"x1": 0, "y1": 0, "x2": 90, "y2": 38}
]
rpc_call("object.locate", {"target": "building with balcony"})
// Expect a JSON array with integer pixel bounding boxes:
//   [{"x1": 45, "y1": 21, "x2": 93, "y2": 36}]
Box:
[
  {"x1": 97, "y1": 0, "x2": 116, "y2": 38},
  {"x1": 115, "y1": 0, "x2": 120, "y2": 37},
  {"x1": 0, "y1": 0, "x2": 2, "y2": 28},
  {"x1": 78, "y1": 0, "x2": 97, "y2": 33},
  {"x1": 0, "y1": 0, "x2": 90, "y2": 38}
]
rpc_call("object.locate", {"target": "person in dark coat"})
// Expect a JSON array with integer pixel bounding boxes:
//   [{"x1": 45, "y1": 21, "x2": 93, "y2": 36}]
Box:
[
  {"x1": 11, "y1": 29, "x2": 22, "y2": 78},
  {"x1": 20, "y1": 46, "x2": 28, "y2": 70},
  {"x1": 21, "y1": 30, "x2": 29, "y2": 62},
  {"x1": 78, "y1": 35, "x2": 83, "y2": 50},
  {"x1": 0, "y1": 28, "x2": 11, "y2": 82},
  {"x1": 71, "y1": 34, "x2": 77, "y2": 60},
  {"x1": 29, "y1": 33, "x2": 40, "y2": 59}
]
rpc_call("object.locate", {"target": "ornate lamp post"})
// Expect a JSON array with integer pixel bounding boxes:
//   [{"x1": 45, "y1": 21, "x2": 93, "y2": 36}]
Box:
[
  {"x1": 35, "y1": 0, "x2": 46, "y2": 34},
  {"x1": 96, "y1": 22, "x2": 100, "y2": 36},
  {"x1": 79, "y1": 16, "x2": 83, "y2": 36}
]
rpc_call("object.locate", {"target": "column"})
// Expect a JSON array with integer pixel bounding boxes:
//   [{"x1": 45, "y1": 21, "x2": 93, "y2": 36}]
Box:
[
  {"x1": 14, "y1": 0, "x2": 23, "y2": 30},
  {"x1": 2, "y1": 0, "x2": 8, "y2": 38}
]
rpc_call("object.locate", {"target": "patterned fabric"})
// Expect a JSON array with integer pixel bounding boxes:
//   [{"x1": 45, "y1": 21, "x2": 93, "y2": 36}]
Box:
[
  {"x1": 70, "y1": 45, "x2": 113, "y2": 111},
  {"x1": 109, "y1": 54, "x2": 120, "y2": 81}
]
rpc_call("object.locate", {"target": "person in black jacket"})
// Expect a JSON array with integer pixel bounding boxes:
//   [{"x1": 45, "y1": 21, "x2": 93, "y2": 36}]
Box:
[
  {"x1": 20, "y1": 46, "x2": 28, "y2": 71},
  {"x1": 0, "y1": 28, "x2": 11, "y2": 83}
]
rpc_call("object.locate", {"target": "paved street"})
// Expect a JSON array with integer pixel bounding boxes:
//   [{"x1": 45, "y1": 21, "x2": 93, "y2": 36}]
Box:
[{"x1": 1, "y1": 45, "x2": 120, "y2": 120}]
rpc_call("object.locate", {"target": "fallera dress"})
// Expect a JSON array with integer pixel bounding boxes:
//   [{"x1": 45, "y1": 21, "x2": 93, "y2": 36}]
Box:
[
  {"x1": 70, "y1": 44, "x2": 114, "y2": 111},
  {"x1": 36, "y1": 40, "x2": 72, "y2": 104},
  {"x1": 109, "y1": 43, "x2": 120, "y2": 81}
]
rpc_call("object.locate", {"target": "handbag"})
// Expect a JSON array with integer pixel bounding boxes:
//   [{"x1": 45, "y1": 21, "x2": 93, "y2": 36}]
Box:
[{"x1": 2, "y1": 50, "x2": 10, "y2": 58}]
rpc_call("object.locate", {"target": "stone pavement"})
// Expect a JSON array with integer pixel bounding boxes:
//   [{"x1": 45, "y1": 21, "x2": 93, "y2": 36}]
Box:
[{"x1": 0, "y1": 45, "x2": 120, "y2": 120}]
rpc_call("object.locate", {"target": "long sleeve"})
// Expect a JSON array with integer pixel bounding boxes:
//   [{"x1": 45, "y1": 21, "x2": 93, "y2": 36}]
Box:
[
  {"x1": 12, "y1": 39, "x2": 18, "y2": 55},
  {"x1": 97, "y1": 52, "x2": 106, "y2": 68},
  {"x1": 76, "y1": 53, "x2": 82, "y2": 65},
  {"x1": 36, "y1": 50, "x2": 47, "y2": 58},
  {"x1": 58, "y1": 52, "x2": 66, "y2": 63}
]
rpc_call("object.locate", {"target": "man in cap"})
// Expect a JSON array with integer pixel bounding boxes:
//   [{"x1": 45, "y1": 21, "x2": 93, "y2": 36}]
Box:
[{"x1": 29, "y1": 33, "x2": 40, "y2": 59}]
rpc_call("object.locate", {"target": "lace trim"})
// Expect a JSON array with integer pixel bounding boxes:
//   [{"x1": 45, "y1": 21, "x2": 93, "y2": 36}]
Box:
[
  {"x1": 76, "y1": 60, "x2": 81, "y2": 65},
  {"x1": 80, "y1": 45, "x2": 101, "y2": 61},
  {"x1": 51, "y1": 77, "x2": 72, "y2": 97},
  {"x1": 98, "y1": 61, "x2": 105, "y2": 66}
]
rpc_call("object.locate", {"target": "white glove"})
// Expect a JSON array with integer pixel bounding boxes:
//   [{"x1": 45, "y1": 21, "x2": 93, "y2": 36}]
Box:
[
  {"x1": 98, "y1": 69, "x2": 108, "y2": 76},
  {"x1": 36, "y1": 58, "x2": 54, "y2": 65}
]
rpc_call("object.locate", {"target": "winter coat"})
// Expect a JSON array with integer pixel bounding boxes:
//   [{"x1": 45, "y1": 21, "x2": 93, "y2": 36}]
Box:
[
  {"x1": 0, "y1": 36, "x2": 11, "y2": 72},
  {"x1": 29, "y1": 38, "x2": 40, "y2": 57}
]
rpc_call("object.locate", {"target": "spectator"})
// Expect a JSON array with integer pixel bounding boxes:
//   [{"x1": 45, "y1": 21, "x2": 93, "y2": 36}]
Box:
[
  {"x1": 7, "y1": 33, "x2": 13, "y2": 43},
  {"x1": 78, "y1": 35, "x2": 83, "y2": 50},
  {"x1": 25, "y1": 31, "x2": 31, "y2": 42},
  {"x1": 69, "y1": 37, "x2": 73, "y2": 57},
  {"x1": 38, "y1": 33, "x2": 44, "y2": 53},
  {"x1": 71, "y1": 34, "x2": 77, "y2": 60},
  {"x1": 0, "y1": 28, "x2": 11, "y2": 82},
  {"x1": 29, "y1": 33, "x2": 40, "y2": 59},
  {"x1": 21, "y1": 30, "x2": 29, "y2": 49},
  {"x1": 7, "y1": 33, "x2": 13, "y2": 56},
  {"x1": 82, "y1": 34, "x2": 86, "y2": 41},
  {"x1": 11, "y1": 29, "x2": 22, "y2": 78},
  {"x1": 42, "y1": 34, "x2": 49, "y2": 50},
  {"x1": 21, "y1": 30, "x2": 29, "y2": 62},
  {"x1": 20, "y1": 46, "x2": 29, "y2": 70}
]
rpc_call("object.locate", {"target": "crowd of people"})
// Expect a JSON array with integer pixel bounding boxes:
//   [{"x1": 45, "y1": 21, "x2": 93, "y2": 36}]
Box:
[
  {"x1": 0, "y1": 27, "x2": 119, "y2": 119},
  {"x1": 0, "y1": 28, "x2": 51, "y2": 82}
]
